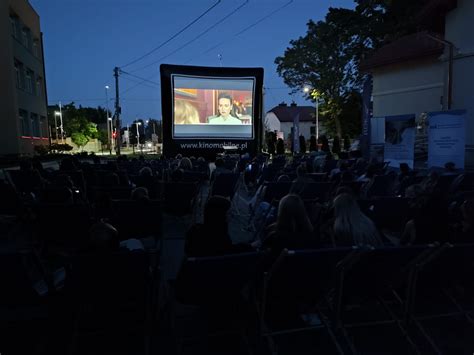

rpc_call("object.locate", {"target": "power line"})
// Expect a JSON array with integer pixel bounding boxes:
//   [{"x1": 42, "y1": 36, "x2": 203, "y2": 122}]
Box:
[
  {"x1": 120, "y1": 0, "x2": 222, "y2": 69},
  {"x1": 120, "y1": 70, "x2": 160, "y2": 87},
  {"x1": 121, "y1": 74, "x2": 160, "y2": 92},
  {"x1": 130, "y1": 0, "x2": 249, "y2": 73},
  {"x1": 187, "y1": 0, "x2": 294, "y2": 63}
]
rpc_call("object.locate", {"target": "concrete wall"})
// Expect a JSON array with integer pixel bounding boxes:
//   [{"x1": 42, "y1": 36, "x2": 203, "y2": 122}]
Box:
[
  {"x1": 371, "y1": 58, "x2": 444, "y2": 118},
  {"x1": 280, "y1": 121, "x2": 315, "y2": 140},
  {"x1": 445, "y1": 0, "x2": 474, "y2": 168}
]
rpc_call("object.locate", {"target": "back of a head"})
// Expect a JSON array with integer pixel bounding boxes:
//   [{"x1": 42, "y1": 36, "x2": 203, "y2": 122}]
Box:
[
  {"x1": 277, "y1": 194, "x2": 313, "y2": 234},
  {"x1": 60, "y1": 157, "x2": 76, "y2": 171},
  {"x1": 170, "y1": 168, "x2": 183, "y2": 182},
  {"x1": 139, "y1": 166, "x2": 153, "y2": 177},
  {"x1": 20, "y1": 159, "x2": 33, "y2": 172},
  {"x1": 131, "y1": 187, "x2": 149, "y2": 201},
  {"x1": 105, "y1": 172, "x2": 120, "y2": 186},
  {"x1": 400, "y1": 163, "x2": 410, "y2": 174},
  {"x1": 444, "y1": 162, "x2": 456, "y2": 172},
  {"x1": 333, "y1": 193, "x2": 381, "y2": 246},
  {"x1": 215, "y1": 158, "x2": 224, "y2": 168},
  {"x1": 178, "y1": 157, "x2": 193, "y2": 171},
  {"x1": 296, "y1": 164, "x2": 307, "y2": 178},
  {"x1": 277, "y1": 174, "x2": 291, "y2": 183},
  {"x1": 204, "y1": 196, "x2": 230, "y2": 227},
  {"x1": 89, "y1": 222, "x2": 120, "y2": 252}
]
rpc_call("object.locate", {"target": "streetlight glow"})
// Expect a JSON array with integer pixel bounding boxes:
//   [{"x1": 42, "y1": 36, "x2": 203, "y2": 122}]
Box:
[
  {"x1": 303, "y1": 86, "x2": 310, "y2": 93},
  {"x1": 54, "y1": 111, "x2": 60, "y2": 116},
  {"x1": 105, "y1": 85, "x2": 110, "y2": 90}
]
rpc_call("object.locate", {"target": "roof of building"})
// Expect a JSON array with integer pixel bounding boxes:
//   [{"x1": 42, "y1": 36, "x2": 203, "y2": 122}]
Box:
[
  {"x1": 267, "y1": 104, "x2": 316, "y2": 123},
  {"x1": 359, "y1": 31, "x2": 445, "y2": 71}
]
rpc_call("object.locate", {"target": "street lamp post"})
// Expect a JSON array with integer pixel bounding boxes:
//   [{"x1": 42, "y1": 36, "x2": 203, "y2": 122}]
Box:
[
  {"x1": 59, "y1": 102, "x2": 64, "y2": 144},
  {"x1": 136, "y1": 121, "x2": 141, "y2": 152},
  {"x1": 105, "y1": 85, "x2": 112, "y2": 154},
  {"x1": 53, "y1": 111, "x2": 59, "y2": 144},
  {"x1": 304, "y1": 87, "x2": 320, "y2": 140}
]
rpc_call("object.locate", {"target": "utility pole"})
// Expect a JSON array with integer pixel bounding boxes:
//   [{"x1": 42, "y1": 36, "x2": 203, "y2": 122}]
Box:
[
  {"x1": 114, "y1": 67, "x2": 121, "y2": 155},
  {"x1": 59, "y1": 101, "x2": 64, "y2": 144}
]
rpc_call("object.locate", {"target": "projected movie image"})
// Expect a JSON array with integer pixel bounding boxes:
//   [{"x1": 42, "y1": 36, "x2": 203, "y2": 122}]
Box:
[{"x1": 172, "y1": 75, "x2": 254, "y2": 139}]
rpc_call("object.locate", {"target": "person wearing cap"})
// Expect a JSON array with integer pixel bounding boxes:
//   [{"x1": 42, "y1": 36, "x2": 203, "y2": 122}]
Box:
[{"x1": 185, "y1": 196, "x2": 252, "y2": 257}]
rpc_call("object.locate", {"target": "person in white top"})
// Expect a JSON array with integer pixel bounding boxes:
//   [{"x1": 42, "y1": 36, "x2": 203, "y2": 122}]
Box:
[{"x1": 208, "y1": 92, "x2": 242, "y2": 125}]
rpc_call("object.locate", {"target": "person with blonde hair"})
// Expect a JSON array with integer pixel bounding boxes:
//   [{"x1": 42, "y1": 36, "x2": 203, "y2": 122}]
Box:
[
  {"x1": 174, "y1": 99, "x2": 200, "y2": 124},
  {"x1": 264, "y1": 194, "x2": 314, "y2": 255},
  {"x1": 333, "y1": 193, "x2": 382, "y2": 247}
]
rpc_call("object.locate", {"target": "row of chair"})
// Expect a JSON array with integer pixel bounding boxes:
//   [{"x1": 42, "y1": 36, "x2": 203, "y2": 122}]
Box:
[{"x1": 174, "y1": 243, "x2": 474, "y2": 354}]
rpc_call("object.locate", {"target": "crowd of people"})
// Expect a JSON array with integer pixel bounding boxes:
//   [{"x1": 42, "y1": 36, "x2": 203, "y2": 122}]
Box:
[{"x1": 0, "y1": 149, "x2": 473, "y2": 353}]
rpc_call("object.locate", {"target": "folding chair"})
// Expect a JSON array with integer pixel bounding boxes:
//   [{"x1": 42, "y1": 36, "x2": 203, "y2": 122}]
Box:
[
  {"x1": 405, "y1": 243, "x2": 474, "y2": 354},
  {"x1": 260, "y1": 247, "x2": 358, "y2": 355},
  {"x1": 0, "y1": 251, "x2": 52, "y2": 354},
  {"x1": 174, "y1": 252, "x2": 265, "y2": 354},
  {"x1": 111, "y1": 199, "x2": 163, "y2": 248},
  {"x1": 295, "y1": 182, "x2": 334, "y2": 203},
  {"x1": 332, "y1": 244, "x2": 438, "y2": 354},
  {"x1": 35, "y1": 203, "x2": 93, "y2": 252},
  {"x1": 66, "y1": 251, "x2": 153, "y2": 355},
  {"x1": 161, "y1": 182, "x2": 198, "y2": 216}
]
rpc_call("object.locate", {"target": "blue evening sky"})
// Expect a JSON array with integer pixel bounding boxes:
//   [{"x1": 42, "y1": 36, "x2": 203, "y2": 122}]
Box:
[{"x1": 30, "y1": 0, "x2": 353, "y2": 125}]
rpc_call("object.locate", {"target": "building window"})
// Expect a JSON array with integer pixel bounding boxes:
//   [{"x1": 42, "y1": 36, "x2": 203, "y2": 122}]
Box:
[
  {"x1": 14, "y1": 60, "x2": 21, "y2": 88},
  {"x1": 25, "y1": 68, "x2": 34, "y2": 94},
  {"x1": 33, "y1": 39, "x2": 40, "y2": 58},
  {"x1": 21, "y1": 27, "x2": 32, "y2": 50},
  {"x1": 40, "y1": 116, "x2": 47, "y2": 138},
  {"x1": 36, "y1": 77, "x2": 42, "y2": 97},
  {"x1": 10, "y1": 16, "x2": 19, "y2": 38},
  {"x1": 31, "y1": 113, "x2": 40, "y2": 137},
  {"x1": 19, "y1": 109, "x2": 30, "y2": 136},
  {"x1": 14, "y1": 59, "x2": 25, "y2": 89}
]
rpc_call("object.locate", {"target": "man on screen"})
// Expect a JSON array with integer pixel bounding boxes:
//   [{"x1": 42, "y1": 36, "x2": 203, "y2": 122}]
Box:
[{"x1": 208, "y1": 92, "x2": 242, "y2": 125}]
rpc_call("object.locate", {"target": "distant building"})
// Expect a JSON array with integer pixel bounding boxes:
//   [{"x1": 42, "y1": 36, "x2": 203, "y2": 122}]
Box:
[
  {"x1": 361, "y1": 0, "x2": 474, "y2": 168},
  {"x1": 265, "y1": 103, "x2": 321, "y2": 140},
  {"x1": 0, "y1": 0, "x2": 49, "y2": 155}
]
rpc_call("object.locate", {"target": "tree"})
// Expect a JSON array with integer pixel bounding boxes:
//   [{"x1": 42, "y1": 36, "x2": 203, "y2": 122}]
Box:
[
  {"x1": 275, "y1": 1, "x2": 433, "y2": 138},
  {"x1": 66, "y1": 115, "x2": 98, "y2": 149},
  {"x1": 276, "y1": 8, "x2": 363, "y2": 137},
  {"x1": 97, "y1": 129, "x2": 109, "y2": 146}
]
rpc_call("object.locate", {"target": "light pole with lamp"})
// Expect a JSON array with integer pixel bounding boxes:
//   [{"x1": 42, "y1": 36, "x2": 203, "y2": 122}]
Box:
[
  {"x1": 53, "y1": 111, "x2": 59, "y2": 144},
  {"x1": 304, "y1": 86, "x2": 320, "y2": 140},
  {"x1": 136, "y1": 121, "x2": 142, "y2": 152},
  {"x1": 105, "y1": 85, "x2": 112, "y2": 154},
  {"x1": 54, "y1": 109, "x2": 64, "y2": 144}
]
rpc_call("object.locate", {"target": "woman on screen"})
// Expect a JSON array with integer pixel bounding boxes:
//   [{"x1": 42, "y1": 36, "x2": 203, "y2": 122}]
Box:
[
  {"x1": 208, "y1": 92, "x2": 242, "y2": 125},
  {"x1": 174, "y1": 99, "x2": 200, "y2": 125}
]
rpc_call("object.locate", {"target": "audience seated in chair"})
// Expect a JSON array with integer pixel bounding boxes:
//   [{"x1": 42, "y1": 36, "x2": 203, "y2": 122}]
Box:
[
  {"x1": 185, "y1": 196, "x2": 253, "y2": 257},
  {"x1": 88, "y1": 221, "x2": 144, "y2": 252},
  {"x1": 452, "y1": 198, "x2": 474, "y2": 243},
  {"x1": 131, "y1": 187, "x2": 149, "y2": 202},
  {"x1": 264, "y1": 194, "x2": 314, "y2": 256},
  {"x1": 333, "y1": 193, "x2": 383, "y2": 247},
  {"x1": 290, "y1": 164, "x2": 313, "y2": 196},
  {"x1": 400, "y1": 193, "x2": 449, "y2": 245}
]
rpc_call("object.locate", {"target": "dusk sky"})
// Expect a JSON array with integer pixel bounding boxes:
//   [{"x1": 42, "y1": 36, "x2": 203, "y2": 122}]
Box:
[{"x1": 30, "y1": 0, "x2": 353, "y2": 125}]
